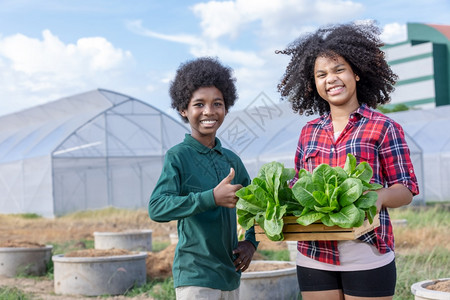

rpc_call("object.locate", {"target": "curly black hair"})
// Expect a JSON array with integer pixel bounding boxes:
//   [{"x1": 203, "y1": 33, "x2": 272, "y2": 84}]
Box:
[
  {"x1": 169, "y1": 57, "x2": 238, "y2": 123},
  {"x1": 277, "y1": 22, "x2": 398, "y2": 116}
]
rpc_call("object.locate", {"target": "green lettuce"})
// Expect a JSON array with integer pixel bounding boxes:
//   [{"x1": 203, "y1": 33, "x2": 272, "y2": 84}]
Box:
[
  {"x1": 292, "y1": 153, "x2": 382, "y2": 228},
  {"x1": 236, "y1": 162, "x2": 299, "y2": 241},
  {"x1": 236, "y1": 154, "x2": 381, "y2": 241}
]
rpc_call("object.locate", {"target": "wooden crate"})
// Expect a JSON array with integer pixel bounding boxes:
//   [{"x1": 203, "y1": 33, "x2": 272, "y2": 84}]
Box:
[{"x1": 255, "y1": 214, "x2": 380, "y2": 242}]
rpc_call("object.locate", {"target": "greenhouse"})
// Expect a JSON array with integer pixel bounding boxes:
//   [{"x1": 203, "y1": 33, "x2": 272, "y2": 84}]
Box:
[
  {"x1": 1, "y1": 89, "x2": 448, "y2": 217},
  {"x1": 219, "y1": 94, "x2": 433, "y2": 204},
  {"x1": 382, "y1": 105, "x2": 450, "y2": 203},
  {"x1": 0, "y1": 89, "x2": 188, "y2": 217}
]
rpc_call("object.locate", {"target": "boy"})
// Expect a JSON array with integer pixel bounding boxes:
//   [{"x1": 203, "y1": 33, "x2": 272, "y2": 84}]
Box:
[{"x1": 149, "y1": 57, "x2": 258, "y2": 300}]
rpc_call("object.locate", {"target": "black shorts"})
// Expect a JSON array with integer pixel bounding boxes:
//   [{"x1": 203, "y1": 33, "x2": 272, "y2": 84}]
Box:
[{"x1": 296, "y1": 259, "x2": 396, "y2": 297}]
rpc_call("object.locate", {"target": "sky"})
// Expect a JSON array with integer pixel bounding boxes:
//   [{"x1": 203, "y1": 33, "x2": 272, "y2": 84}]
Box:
[{"x1": 0, "y1": 0, "x2": 449, "y2": 119}]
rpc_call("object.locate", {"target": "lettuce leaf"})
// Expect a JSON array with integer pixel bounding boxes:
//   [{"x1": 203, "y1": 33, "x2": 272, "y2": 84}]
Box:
[
  {"x1": 236, "y1": 154, "x2": 382, "y2": 241},
  {"x1": 291, "y1": 153, "x2": 382, "y2": 228},
  {"x1": 236, "y1": 162, "x2": 301, "y2": 241}
]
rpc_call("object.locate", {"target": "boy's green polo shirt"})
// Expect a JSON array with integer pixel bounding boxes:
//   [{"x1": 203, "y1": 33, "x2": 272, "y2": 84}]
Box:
[{"x1": 149, "y1": 134, "x2": 258, "y2": 291}]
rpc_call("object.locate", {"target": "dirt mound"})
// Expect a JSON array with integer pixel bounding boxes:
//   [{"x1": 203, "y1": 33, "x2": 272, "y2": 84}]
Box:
[
  {"x1": 64, "y1": 248, "x2": 135, "y2": 257},
  {"x1": 143, "y1": 243, "x2": 292, "y2": 278},
  {"x1": 0, "y1": 209, "x2": 177, "y2": 245},
  {"x1": 245, "y1": 262, "x2": 294, "y2": 272},
  {"x1": 0, "y1": 209, "x2": 294, "y2": 299},
  {"x1": 146, "y1": 244, "x2": 176, "y2": 279},
  {"x1": 427, "y1": 279, "x2": 450, "y2": 293},
  {"x1": 0, "y1": 240, "x2": 46, "y2": 248}
]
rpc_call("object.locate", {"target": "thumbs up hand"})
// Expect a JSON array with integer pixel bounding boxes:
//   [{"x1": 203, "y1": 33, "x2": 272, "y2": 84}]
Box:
[{"x1": 213, "y1": 168, "x2": 243, "y2": 208}]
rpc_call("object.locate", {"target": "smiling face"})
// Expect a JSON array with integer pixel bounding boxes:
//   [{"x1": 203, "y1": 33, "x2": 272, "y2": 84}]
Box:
[
  {"x1": 180, "y1": 86, "x2": 226, "y2": 148},
  {"x1": 314, "y1": 54, "x2": 360, "y2": 112}
]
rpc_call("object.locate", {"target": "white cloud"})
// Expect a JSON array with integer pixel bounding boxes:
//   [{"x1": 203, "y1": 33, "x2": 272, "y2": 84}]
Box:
[
  {"x1": 126, "y1": 0, "x2": 368, "y2": 113},
  {"x1": 381, "y1": 23, "x2": 408, "y2": 44},
  {"x1": 160, "y1": 71, "x2": 175, "y2": 84},
  {"x1": 0, "y1": 30, "x2": 132, "y2": 76},
  {"x1": 187, "y1": 0, "x2": 364, "y2": 105},
  {"x1": 126, "y1": 20, "x2": 202, "y2": 45},
  {"x1": 0, "y1": 30, "x2": 134, "y2": 115},
  {"x1": 191, "y1": 1, "x2": 243, "y2": 40},
  {"x1": 127, "y1": 0, "x2": 367, "y2": 69},
  {"x1": 127, "y1": 19, "x2": 264, "y2": 68},
  {"x1": 190, "y1": 41, "x2": 265, "y2": 67},
  {"x1": 191, "y1": 0, "x2": 364, "y2": 42}
]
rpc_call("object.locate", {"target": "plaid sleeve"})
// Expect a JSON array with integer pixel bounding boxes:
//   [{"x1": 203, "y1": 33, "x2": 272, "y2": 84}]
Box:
[
  {"x1": 379, "y1": 121, "x2": 419, "y2": 195},
  {"x1": 291, "y1": 126, "x2": 307, "y2": 186}
]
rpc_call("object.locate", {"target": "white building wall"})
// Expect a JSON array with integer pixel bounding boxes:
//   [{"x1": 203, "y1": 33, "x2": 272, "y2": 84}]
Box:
[
  {"x1": 390, "y1": 79, "x2": 435, "y2": 104},
  {"x1": 385, "y1": 42, "x2": 432, "y2": 61},
  {"x1": 391, "y1": 57, "x2": 434, "y2": 81},
  {"x1": 384, "y1": 42, "x2": 436, "y2": 108}
]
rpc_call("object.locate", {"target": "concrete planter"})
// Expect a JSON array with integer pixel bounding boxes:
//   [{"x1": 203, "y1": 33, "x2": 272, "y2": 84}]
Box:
[
  {"x1": 0, "y1": 245, "x2": 53, "y2": 277},
  {"x1": 411, "y1": 278, "x2": 450, "y2": 300},
  {"x1": 94, "y1": 229, "x2": 152, "y2": 251},
  {"x1": 53, "y1": 252, "x2": 147, "y2": 296},
  {"x1": 240, "y1": 260, "x2": 299, "y2": 300}
]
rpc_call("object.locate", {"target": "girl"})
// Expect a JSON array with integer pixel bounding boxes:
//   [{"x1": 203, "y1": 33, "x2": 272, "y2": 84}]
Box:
[{"x1": 277, "y1": 23, "x2": 419, "y2": 300}]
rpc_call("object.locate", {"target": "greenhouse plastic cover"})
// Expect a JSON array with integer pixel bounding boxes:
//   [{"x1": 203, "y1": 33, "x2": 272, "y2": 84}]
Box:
[
  {"x1": 219, "y1": 93, "x2": 450, "y2": 204},
  {"x1": 0, "y1": 89, "x2": 448, "y2": 217},
  {"x1": 0, "y1": 89, "x2": 188, "y2": 217}
]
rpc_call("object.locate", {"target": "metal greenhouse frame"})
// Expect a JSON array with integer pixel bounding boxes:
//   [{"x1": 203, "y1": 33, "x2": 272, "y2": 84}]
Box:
[
  {"x1": 220, "y1": 97, "x2": 426, "y2": 204},
  {"x1": 0, "y1": 89, "x2": 188, "y2": 217}
]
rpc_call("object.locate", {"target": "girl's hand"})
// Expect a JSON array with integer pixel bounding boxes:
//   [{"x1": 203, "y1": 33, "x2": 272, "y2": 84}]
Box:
[{"x1": 375, "y1": 184, "x2": 413, "y2": 211}]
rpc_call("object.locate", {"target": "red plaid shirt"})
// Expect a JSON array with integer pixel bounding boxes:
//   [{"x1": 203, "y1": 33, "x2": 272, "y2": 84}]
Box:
[{"x1": 292, "y1": 104, "x2": 419, "y2": 265}]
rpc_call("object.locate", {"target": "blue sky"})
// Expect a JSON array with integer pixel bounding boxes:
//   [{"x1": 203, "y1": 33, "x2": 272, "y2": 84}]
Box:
[{"x1": 0, "y1": 0, "x2": 449, "y2": 118}]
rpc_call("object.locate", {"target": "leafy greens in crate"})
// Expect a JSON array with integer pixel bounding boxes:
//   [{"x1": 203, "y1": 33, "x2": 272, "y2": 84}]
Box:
[{"x1": 236, "y1": 154, "x2": 382, "y2": 241}]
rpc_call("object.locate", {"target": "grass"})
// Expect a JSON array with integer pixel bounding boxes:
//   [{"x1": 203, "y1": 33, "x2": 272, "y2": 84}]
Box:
[
  {"x1": 390, "y1": 202, "x2": 449, "y2": 227},
  {"x1": 2, "y1": 204, "x2": 447, "y2": 299},
  {"x1": 122, "y1": 250, "x2": 290, "y2": 299},
  {"x1": 395, "y1": 246, "x2": 449, "y2": 299},
  {"x1": 0, "y1": 287, "x2": 32, "y2": 300},
  {"x1": 129, "y1": 204, "x2": 449, "y2": 300},
  {"x1": 257, "y1": 249, "x2": 290, "y2": 261},
  {"x1": 15, "y1": 213, "x2": 42, "y2": 219},
  {"x1": 390, "y1": 204, "x2": 449, "y2": 299},
  {"x1": 50, "y1": 239, "x2": 95, "y2": 255},
  {"x1": 125, "y1": 278, "x2": 175, "y2": 299},
  {"x1": 60, "y1": 206, "x2": 143, "y2": 220},
  {"x1": 152, "y1": 241, "x2": 170, "y2": 252}
]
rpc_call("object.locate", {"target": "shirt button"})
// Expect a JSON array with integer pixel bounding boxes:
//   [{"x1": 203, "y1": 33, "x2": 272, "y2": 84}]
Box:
[{"x1": 331, "y1": 148, "x2": 334, "y2": 152}]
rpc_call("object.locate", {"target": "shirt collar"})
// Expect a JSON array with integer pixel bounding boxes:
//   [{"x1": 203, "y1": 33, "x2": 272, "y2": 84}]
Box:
[
  {"x1": 320, "y1": 103, "x2": 373, "y2": 125},
  {"x1": 353, "y1": 103, "x2": 373, "y2": 119},
  {"x1": 184, "y1": 134, "x2": 223, "y2": 154}
]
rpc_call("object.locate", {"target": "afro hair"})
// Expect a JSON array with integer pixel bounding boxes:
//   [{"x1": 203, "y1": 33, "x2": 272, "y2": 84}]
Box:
[
  {"x1": 169, "y1": 57, "x2": 238, "y2": 123},
  {"x1": 277, "y1": 22, "x2": 398, "y2": 116}
]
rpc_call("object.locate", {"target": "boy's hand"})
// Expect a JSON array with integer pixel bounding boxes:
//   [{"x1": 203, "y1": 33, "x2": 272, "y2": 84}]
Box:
[
  {"x1": 233, "y1": 240, "x2": 256, "y2": 272},
  {"x1": 213, "y1": 168, "x2": 243, "y2": 208}
]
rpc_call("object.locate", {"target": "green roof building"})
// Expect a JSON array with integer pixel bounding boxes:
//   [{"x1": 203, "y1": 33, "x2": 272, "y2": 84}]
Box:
[{"x1": 383, "y1": 23, "x2": 450, "y2": 109}]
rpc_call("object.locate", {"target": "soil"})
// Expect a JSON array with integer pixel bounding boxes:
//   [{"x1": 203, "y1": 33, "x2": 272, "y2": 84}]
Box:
[
  {"x1": 245, "y1": 262, "x2": 294, "y2": 272},
  {"x1": 0, "y1": 210, "x2": 288, "y2": 299},
  {"x1": 64, "y1": 248, "x2": 134, "y2": 257},
  {"x1": 426, "y1": 279, "x2": 450, "y2": 293},
  {"x1": 0, "y1": 241, "x2": 46, "y2": 248}
]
